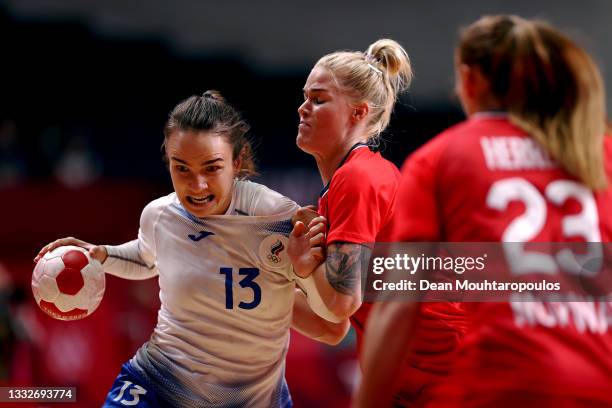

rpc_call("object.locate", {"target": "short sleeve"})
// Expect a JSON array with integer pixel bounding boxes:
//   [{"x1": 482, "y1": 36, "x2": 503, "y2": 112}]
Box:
[
  {"x1": 326, "y1": 170, "x2": 383, "y2": 244},
  {"x1": 234, "y1": 180, "x2": 299, "y2": 216},
  {"x1": 251, "y1": 186, "x2": 299, "y2": 217}
]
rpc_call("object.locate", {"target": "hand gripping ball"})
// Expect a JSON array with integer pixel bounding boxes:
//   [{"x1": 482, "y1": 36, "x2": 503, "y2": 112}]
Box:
[{"x1": 32, "y1": 245, "x2": 105, "y2": 320}]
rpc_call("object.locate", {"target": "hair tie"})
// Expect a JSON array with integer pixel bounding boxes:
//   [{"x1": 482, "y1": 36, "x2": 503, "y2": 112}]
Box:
[{"x1": 363, "y1": 53, "x2": 382, "y2": 74}]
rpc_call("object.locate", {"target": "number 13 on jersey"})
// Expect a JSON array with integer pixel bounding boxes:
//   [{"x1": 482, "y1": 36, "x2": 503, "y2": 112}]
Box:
[{"x1": 220, "y1": 267, "x2": 261, "y2": 310}]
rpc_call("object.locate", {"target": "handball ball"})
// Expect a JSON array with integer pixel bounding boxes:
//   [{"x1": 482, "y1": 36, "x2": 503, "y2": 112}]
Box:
[{"x1": 32, "y1": 245, "x2": 105, "y2": 320}]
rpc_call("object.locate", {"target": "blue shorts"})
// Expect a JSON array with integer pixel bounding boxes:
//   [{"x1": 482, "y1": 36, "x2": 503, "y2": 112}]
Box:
[
  {"x1": 104, "y1": 361, "x2": 293, "y2": 408},
  {"x1": 103, "y1": 362, "x2": 164, "y2": 408}
]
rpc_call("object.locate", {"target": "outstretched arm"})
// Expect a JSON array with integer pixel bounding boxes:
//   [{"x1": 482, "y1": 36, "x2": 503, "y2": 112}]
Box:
[
  {"x1": 104, "y1": 240, "x2": 158, "y2": 280},
  {"x1": 35, "y1": 237, "x2": 158, "y2": 280}
]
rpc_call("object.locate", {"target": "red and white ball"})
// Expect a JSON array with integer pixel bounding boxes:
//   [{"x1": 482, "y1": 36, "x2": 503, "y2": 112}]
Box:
[{"x1": 32, "y1": 245, "x2": 105, "y2": 320}]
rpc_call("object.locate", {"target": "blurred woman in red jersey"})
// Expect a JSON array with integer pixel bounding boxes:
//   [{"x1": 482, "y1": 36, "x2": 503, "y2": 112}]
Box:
[{"x1": 357, "y1": 15, "x2": 612, "y2": 407}]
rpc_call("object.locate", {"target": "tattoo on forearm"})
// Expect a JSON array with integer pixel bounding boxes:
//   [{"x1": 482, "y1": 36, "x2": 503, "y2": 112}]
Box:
[{"x1": 325, "y1": 243, "x2": 372, "y2": 295}]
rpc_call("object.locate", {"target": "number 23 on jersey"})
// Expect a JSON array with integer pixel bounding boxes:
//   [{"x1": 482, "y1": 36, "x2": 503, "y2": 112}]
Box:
[{"x1": 487, "y1": 178, "x2": 602, "y2": 276}]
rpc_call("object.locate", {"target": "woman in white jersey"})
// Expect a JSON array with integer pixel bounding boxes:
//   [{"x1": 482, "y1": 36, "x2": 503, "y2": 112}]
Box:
[{"x1": 35, "y1": 91, "x2": 348, "y2": 408}]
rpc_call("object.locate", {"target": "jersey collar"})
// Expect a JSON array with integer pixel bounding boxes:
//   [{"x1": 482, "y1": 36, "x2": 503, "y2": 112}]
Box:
[{"x1": 319, "y1": 142, "x2": 370, "y2": 198}]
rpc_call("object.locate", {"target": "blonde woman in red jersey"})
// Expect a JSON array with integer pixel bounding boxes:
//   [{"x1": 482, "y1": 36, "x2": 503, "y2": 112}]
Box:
[
  {"x1": 288, "y1": 38, "x2": 411, "y2": 326},
  {"x1": 356, "y1": 15, "x2": 612, "y2": 407},
  {"x1": 287, "y1": 40, "x2": 467, "y2": 407}
]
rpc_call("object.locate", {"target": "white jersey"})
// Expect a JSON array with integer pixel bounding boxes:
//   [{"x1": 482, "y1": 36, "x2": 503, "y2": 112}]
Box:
[{"x1": 103, "y1": 180, "x2": 332, "y2": 407}]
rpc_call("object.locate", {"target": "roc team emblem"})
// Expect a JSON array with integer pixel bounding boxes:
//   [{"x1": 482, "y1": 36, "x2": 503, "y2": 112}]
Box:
[{"x1": 258, "y1": 235, "x2": 290, "y2": 270}]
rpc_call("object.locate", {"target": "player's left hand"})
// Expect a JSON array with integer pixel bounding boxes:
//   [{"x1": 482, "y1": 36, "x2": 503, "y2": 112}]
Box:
[
  {"x1": 291, "y1": 205, "x2": 321, "y2": 229},
  {"x1": 288, "y1": 216, "x2": 327, "y2": 278}
]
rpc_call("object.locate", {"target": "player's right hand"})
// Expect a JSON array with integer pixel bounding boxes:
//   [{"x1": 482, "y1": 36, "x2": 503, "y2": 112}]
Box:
[{"x1": 34, "y1": 237, "x2": 108, "y2": 264}]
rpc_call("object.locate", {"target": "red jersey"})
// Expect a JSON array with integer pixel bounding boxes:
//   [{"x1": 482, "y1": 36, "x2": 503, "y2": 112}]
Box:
[
  {"x1": 393, "y1": 113, "x2": 612, "y2": 406},
  {"x1": 318, "y1": 143, "x2": 399, "y2": 349}
]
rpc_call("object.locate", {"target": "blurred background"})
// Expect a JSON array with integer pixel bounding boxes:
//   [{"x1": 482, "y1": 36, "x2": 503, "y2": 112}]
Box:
[{"x1": 0, "y1": 0, "x2": 610, "y2": 406}]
